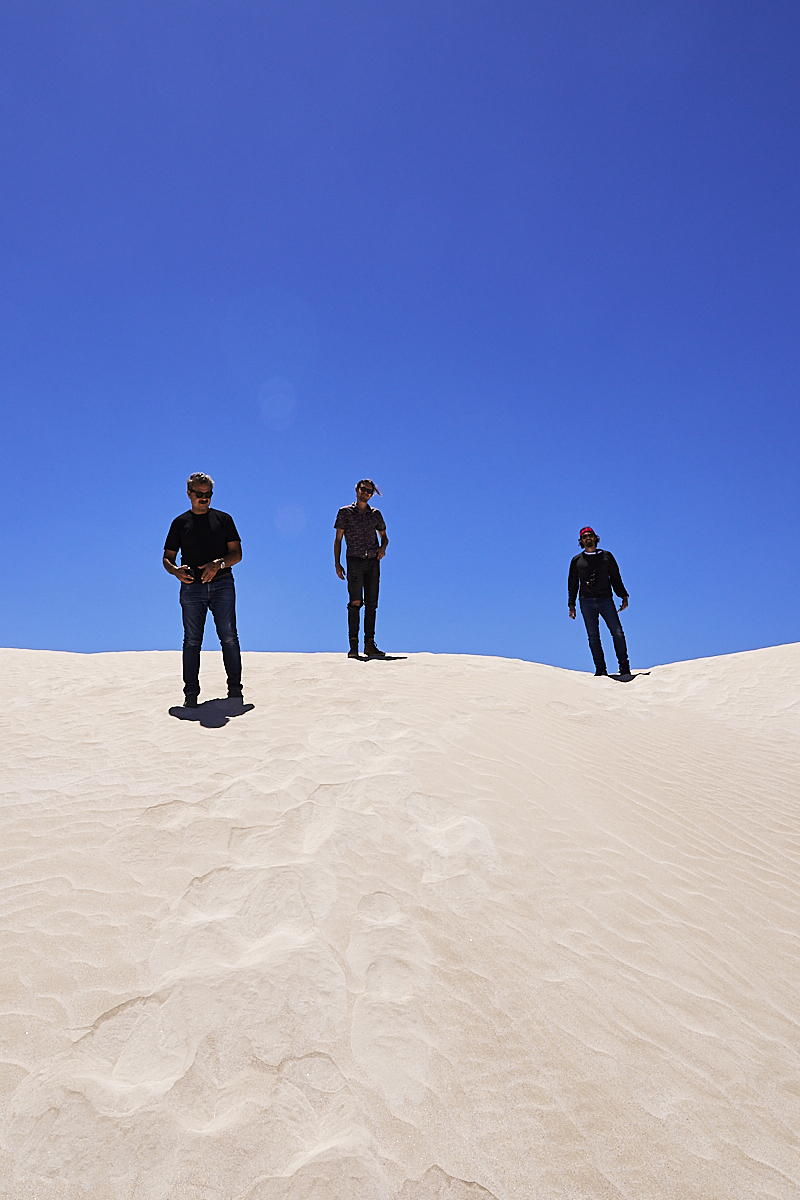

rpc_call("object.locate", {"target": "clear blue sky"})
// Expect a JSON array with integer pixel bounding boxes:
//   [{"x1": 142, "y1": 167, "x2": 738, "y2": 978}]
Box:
[{"x1": 2, "y1": 0, "x2": 798, "y2": 669}]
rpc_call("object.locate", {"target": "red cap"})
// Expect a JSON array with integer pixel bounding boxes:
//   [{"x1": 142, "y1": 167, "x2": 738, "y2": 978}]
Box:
[{"x1": 579, "y1": 527, "x2": 596, "y2": 537}]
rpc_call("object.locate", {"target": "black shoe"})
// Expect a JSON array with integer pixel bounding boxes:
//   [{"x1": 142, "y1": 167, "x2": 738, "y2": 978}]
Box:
[
  {"x1": 347, "y1": 644, "x2": 361, "y2": 659},
  {"x1": 183, "y1": 693, "x2": 199, "y2": 708},
  {"x1": 364, "y1": 641, "x2": 386, "y2": 658},
  {"x1": 227, "y1": 685, "x2": 243, "y2": 699},
  {"x1": 618, "y1": 662, "x2": 631, "y2": 676},
  {"x1": 594, "y1": 669, "x2": 608, "y2": 677}
]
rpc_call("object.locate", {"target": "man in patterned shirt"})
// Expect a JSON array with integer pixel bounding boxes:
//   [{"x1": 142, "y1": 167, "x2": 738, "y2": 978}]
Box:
[{"x1": 334, "y1": 479, "x2": 389, "y2": 658}]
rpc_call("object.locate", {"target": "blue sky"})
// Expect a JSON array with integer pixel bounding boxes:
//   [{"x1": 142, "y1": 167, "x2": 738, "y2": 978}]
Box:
[{"x1": 2, "y1": 0, "x2": 798, "y2": 670}]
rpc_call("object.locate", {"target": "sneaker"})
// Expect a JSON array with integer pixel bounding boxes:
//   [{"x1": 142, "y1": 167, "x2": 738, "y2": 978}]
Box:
[
  {"x1": 594, "y1": 669, "x2": 608, "y2": 677},
  {"x1": 227, "y1": 685, "x2": 243, "y2": 699},
  {"x1": 364, "y1": 641, "x2": 386, "y2": 658},
  {"x1": 183, "y1": 693, "x2": 199, "y2": 708},
  {"x1": 347, "y1": 644, "x2": 361, "y2": 659}
]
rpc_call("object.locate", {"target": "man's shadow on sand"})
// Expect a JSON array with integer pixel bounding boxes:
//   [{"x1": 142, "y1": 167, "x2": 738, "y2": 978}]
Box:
[
  {"x1": 352, "y1": 655, "x2": 408, "y2": 662},
  {"x1": 169, "y1": 698, "x2": 255, "y2": 728}
]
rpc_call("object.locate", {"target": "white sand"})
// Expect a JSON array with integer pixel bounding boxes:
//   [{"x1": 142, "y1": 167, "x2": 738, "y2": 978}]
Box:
[{"x1": 0, "y1": 645, "x2": 798, "y2": 1200}]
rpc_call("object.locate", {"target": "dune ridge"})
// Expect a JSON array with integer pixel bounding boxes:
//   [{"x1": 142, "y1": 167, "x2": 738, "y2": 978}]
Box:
[{"x1": 0, "y1": 645, "x2": 798, "y2": 1200}]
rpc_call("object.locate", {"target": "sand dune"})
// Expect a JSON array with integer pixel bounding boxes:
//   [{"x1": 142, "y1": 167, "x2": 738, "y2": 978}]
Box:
[{"x1": 0, "y1": 645, "x2": 798, "y2": 1200}]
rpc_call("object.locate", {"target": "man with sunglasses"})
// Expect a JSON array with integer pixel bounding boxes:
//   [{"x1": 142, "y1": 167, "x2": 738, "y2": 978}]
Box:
[
  {"x1": 568, "y1": 526, "x2": 632, "y2": 679},
  {"x1": 334, "y1": 479, "x2": 389, "y2": 658},
  {"x1": 163, "y1": 473, "x2": 243, "y2": 706}
]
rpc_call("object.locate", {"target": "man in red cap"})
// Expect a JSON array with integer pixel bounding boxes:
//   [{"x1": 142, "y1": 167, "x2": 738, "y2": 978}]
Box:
[{"x1": 568, "y1": 527, "x2": 632, "y2": 679}]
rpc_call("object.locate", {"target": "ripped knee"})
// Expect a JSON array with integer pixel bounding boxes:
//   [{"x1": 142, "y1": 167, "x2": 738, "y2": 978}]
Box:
[{"x1": 348, "y1": 600, "x2": 362, "y2": 609}]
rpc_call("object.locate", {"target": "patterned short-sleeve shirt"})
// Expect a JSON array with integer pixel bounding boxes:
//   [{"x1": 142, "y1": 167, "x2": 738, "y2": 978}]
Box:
[{"x1": 334, "y1": 503, "x2": 386, "y2": 558}]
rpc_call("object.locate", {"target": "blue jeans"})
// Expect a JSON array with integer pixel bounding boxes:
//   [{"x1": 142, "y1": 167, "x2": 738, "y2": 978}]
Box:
[
  {"x1": 180, "y1": 575, "x2": 241, "y2": 696},
  {"x1": 579, "y1": 595, "x2": 629, "y2": 674}
]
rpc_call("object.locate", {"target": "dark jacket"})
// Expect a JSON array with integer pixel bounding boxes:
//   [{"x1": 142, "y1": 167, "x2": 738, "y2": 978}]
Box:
[{"x1": 568, "y1": 549, "x2": 628, "y2": 608}]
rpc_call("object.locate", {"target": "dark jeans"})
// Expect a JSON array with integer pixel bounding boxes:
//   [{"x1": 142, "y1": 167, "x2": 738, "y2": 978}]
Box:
[
  {"x1": 180, "y1": 574, "x2": 241, "y2": 696},
  {"x1": 579, "y1": 595, "x2": 629, "y2": 673},
  {"x1": 346, "y1": 555, "x2": 380, "y2": 642}
]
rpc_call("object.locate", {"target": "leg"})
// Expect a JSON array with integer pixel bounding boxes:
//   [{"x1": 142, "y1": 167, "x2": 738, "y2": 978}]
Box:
[
  {"x1": 362, "y1": 558, "x2": 380, "y2": 643},
  {"x1": 598, "y1": 597, "x2": 630, "y2": 672},
  {"x1": 346, "y1": 558, "x2": 367, "y2": 648},
  {"x1": 347, "y1": 602, "x2": 361, "y2": 643},
  {"x1": 579, "y1": 598, "x2": 607, "y2": 674},
  {"x1": 208, "y1": 576, "x2": 242, "y2": 692},
  {"x1": 180, "y1": 584, "x2": 208, "y2": 696}
]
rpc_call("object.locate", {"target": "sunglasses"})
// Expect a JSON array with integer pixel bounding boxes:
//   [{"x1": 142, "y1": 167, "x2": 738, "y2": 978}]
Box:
[
  {"x1": 357, "y1": 486, "x2": 374, "y2": 495},
  {"x1": 191, "y1": 490, "x2": 213, "y2": 499}
]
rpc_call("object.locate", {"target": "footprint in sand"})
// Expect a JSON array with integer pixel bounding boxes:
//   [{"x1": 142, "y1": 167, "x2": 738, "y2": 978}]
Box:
[
  {"x1": 396, "y1": 1164, "x2": 499, "y2": 1198},
  {"x1": 240, "y1": 1053, "x2": 394, "y2": 1200},
  {"x1": 347, "y1": 893, "x2": 432, "y2": 1109},
  {"x1": 406, "y1": 800, "x2": 500, "y2": 915}
]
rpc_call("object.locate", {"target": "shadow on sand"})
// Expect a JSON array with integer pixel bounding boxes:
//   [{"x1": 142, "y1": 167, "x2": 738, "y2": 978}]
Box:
[
  {"x1": 351, "y1": 655, "x2": 408, "y2": 662},
  {"x1": 169, "y1": 698, "x2": 255, "y2": 728},
  {"x1": 610, "y1": 671, "x2": 650, "y2": 684}
]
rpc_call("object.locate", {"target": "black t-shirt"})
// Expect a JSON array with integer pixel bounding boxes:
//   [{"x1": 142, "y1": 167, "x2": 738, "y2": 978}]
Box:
[{"x1": 164, "y1": 509, "x2": 241, "y2": 581}]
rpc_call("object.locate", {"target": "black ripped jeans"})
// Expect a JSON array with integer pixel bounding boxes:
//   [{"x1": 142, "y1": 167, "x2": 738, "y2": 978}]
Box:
[{"x1": 346, "y1": 555, "x2": 380, "y2": 643}]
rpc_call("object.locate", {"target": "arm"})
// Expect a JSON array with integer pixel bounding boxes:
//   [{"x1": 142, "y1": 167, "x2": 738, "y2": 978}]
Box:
[
  {"x1": 377, "y1": 529, "x2": 389, "y2": 561},
  {"x1": 334, "y1": 529, "x2": 346, "y2": 579},
  {"x1": 567, "y1": 559, "x2": 579, "y2": 617},
  {"x1": 163, "y1": 548, "x2": 194, "y2": 584},
  {"x1": 199, "y1": 540, "x2": 242, "y2": 584},
  {"x1": 607, "y1": 553, "x2": 629, "y2": 610}
]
